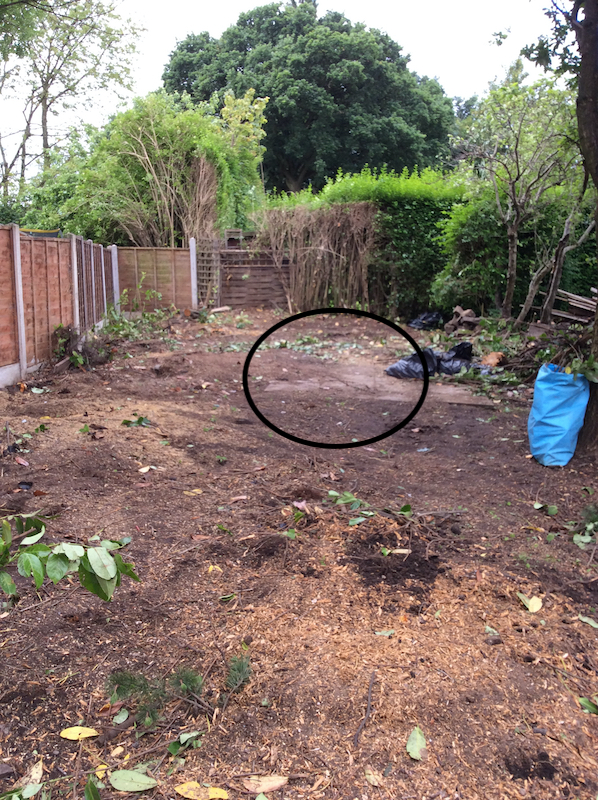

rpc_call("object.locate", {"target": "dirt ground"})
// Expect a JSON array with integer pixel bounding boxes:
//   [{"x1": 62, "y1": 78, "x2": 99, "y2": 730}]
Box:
[{"x1": 1, "y1": 308, "x2": 598, "y2": 800}]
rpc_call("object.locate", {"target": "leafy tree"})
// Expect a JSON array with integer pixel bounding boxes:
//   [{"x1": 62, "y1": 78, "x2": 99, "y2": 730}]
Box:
[
  {"x1": 524, "y1": 1, "x2": 598, "y2": 451},
  {"x1": 162, "y1": 1, "x2": 454, "y2": 192},
  {"x1": 0, "y1": 0, "x2": 77, "y2": 58},
  {"x1": 30, "y1": 90, "x2": 267, "y2": 244},
  {"x1": 453, "y1": 67, "x2": 579, "y2": 318},
  {"x1": 0, "y1": 0, "x2": 140, "y2": 195}
]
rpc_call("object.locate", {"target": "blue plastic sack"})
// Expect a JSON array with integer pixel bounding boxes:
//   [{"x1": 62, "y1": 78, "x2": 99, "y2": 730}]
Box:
[{"x1": 528, "y1": 364, "x2": 590, "y2": 466}]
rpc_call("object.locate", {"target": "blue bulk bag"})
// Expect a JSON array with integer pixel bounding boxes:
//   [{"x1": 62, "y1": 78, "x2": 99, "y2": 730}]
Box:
[{"x1": 528, "y1": 364, "x2": 590, "y2": 466}]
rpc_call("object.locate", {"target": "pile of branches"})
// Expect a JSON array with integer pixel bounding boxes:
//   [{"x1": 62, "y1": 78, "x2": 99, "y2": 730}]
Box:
[
  {"x1": 254, "y1": 202, "x2": 377, "y2": 311},
  {"x1": 504, "y1": 325, "x2": 593, "y2": 381}
]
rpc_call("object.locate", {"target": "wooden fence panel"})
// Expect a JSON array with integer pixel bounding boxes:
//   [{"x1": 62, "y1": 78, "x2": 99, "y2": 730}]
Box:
[
  {"x1": 0, "y1": 227, "x2": 18, "y2": 367},
  {"x1": 117, "y1": 247, "x2": 193, "y2": 309},
  {"x1": 219, "y1": 251, "x2": 289, "y2": 309}
]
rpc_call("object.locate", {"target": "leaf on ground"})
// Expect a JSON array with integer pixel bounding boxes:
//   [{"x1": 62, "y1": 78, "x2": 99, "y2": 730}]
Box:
[
  {"x1": 241, "y1": 776, "x2": 288, "y2": 793},
  {"x1": 60, "y1": 726, "x2": 99, "y2": 740},
  {"x1": 375, "y1": 630, "x2": 395, "y2": 637},
  {"x1": 579, "y1": 697, "x2": 598, "y2": 714},
  {"x1": 95, "y1": 765, "x2": 109, "y2": 781},
  {"x1": 364, "y1": 768, "x2": 383, "y2": 786},
  {"x1": 22, "y1": 784, "x2": 43, "y2": 798},
  {"x1": 174, "y1": 782, "x2": 228, "y2": 799},
  {"x1": 546, "y1": 505, "x2": 558, "y2": 516},
  {"x1": 21, "y1": 759, "x2": 43, "y2": 787},
  {"x1": 406, "y1": 726, "x2": 427, "y2": 760},
  {"x1": 15, "y1": 457, "x2": 29, "y2": 466},
  {"x1": 112, "y1": 709, "x2": 129, "y2": 724},
  {"x1": 109, "y1": 770, "x2": 157, "y2": 792},
  {"x1": 578, "y1": 614, "x2": 598, "y2": 629},
  {"x1": 517, "y1": 593, "x2": 542, "y2": 613}
]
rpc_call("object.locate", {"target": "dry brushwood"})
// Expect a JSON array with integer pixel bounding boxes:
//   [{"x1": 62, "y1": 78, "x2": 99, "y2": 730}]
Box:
[{"x1": 254, "y1": 202, "x2": 377, "y2": 311}]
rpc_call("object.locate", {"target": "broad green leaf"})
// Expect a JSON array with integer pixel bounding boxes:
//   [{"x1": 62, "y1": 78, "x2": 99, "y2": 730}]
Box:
[
  {"x1": 84, "y1": 778, "x2": 101, "y2": 800},
  {"x1": 78, "y1": 565, "x2": 111, "y2": 602},
  {"x1": 21, "y1": 530, "x2": 45, "y2": 545},
  {"x1": 53, "y1": 543, "x2": 85, "y2": 560},
  {"x1": 533, "y1": 502, "x2": 544, "y2": 510},
  {"x1": 113, "y1": 553, "x2": 140, "y2": 581},
  {"x1": 348, "y1": 517, "x2": 366, "y2": 525},
  {"x1": 179, "y1": 731, "x2": 201, "y2": 745},
  {"x1": 46, "y1": 553, "x2": 70, "y2": 584},
  {"x1": 578, "y1": 614, "x2": 598, "y2": 629},
  {"x1": 406, "y1": 726, "x2": 427, "y2": 760},
  {"x1": 375, "y1": 630, "x2": 395, "y2": 637},
  {"x1": 0, "y1": 570, "x2": 17, "y2": 596},
  {"x1": 1, "y1": 520, "x2": 11, "y2": 546},
  {"x1": 96, "y1": 574, "x2": 118, "y2": 601},
  {"x1": 22, "y1": 785, "x2": 43, "y2": 798},
  {"x1": 546, "y1": 505, "x2": 558, "y2": 516},
  {"x1": 17, "y1": 553, "x2": 44, "y2": 589},
  {"x1": 167, "y1": 741, "x2": 181, "y2": 756},
  {"x1": 109, "y1": 770, "x2": 158, "y2": 792},
  {"x1": 101, "y1": 540, "x2": 123, "y2": 550},
  {"x1": 87, "y1": 547, "x2": 117, "y2": 579},
  {"x1": 579, "y1": 697, "x2": 598, "y2": 714},
  {"x1": 112, "y1": 708, "x2": 129, "y2": 724}
]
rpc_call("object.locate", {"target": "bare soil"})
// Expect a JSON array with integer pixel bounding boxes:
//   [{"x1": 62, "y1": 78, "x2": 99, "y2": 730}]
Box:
[{"x1": 1, "y1": 308, "x2": 598, "y2": 800}]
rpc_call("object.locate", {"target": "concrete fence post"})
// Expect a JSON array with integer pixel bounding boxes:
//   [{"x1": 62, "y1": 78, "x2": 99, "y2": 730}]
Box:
[
  {"x1": 111, "y1": 245, "x2": 120, "y2": 313},
  {"x1": 189, "y1": 237, "x2": 198, "y2": 310},
  {"x1": 70, "y1": 234, "x2": 80, "y2": 334},
  {"x1": 100, "y1": 245, "x2": 108, "y2": 316},
  {"x1": 88, "y1": 240, "x2": 96, "y2": 325},
  {"x1": 11, "y1": 224, "x2": 27, "y2": 380}
]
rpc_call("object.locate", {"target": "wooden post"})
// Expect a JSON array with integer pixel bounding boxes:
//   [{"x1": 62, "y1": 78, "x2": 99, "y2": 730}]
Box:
[
  {"x1": 11, "y1": 224, "x2": 27, "y2": 380},
  {"x1": 189, "y1": 237, "x2": 198, "y2": 309},
  {"x1": 111, "y1": 245, "x2": 120, "y2": 313},
  {"x1": 88, "y1": 240, "x2": 96, "y2": 325},
  {"x1": 100, "y1": 245, "x2": 108, "y2": 316},
  {"x1": 70, "y1": 234, "x2": 80, "y2": 334}
]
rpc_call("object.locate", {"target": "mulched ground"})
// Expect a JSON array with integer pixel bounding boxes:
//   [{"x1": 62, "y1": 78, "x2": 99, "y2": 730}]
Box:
[{"x1": 1, "y1": 308, "x2": 597, "y2": 800}]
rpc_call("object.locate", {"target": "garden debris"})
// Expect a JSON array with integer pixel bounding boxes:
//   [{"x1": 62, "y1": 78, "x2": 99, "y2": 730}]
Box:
[
  {"x1": 481, "y1": 351, "x2": 506, "y2": 367},
  {"x1": 407, "y1": 311, "x2": 443, "y2": 330},
  {"x1": 386, "y1": 342, "x2": 473, "y2": 379},
  {"x1": 444, "y1": 305, "x2": 481, "y2": 334}
]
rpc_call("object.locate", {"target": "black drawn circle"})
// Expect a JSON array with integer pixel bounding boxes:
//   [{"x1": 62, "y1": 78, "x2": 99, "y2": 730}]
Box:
[{"x1": 242, "y1": 308, "x2": 429, "y2": 449}]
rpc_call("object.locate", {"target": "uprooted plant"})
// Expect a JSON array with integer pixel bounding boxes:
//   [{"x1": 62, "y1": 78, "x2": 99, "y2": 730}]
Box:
[{"x1": 0, "y1": 513, "x2": 139, "y2": 605}]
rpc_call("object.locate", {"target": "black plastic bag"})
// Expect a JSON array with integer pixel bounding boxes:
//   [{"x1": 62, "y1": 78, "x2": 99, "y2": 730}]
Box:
[
  {"x1": 408, "y1": 311, "x2": 444, "y2": 330},
  {"x1": 437, "y1": 342, "x2": 473, "y2": 376},
  {"x1": 385, "y1": 347, "x2": 437, "y2": 379}
]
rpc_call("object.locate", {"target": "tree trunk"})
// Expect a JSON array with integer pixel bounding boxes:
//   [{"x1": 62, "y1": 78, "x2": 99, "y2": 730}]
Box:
[
  {"x1": 515, "y1": 260, "x2": 554, "y2": 327},
  {"x1": 572, "y1": 1, "x2": 598, "y2": 451},
  {"x1": 501, "y1": 225, "x2": 518, "y2": 318},
  {"x1": 41, "y1": 91, "x2": 50, "y2": 173}
]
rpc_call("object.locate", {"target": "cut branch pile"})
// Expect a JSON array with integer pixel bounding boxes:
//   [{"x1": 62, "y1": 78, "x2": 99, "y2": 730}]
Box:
[{"x1": 255, "y1": 202, "x2": 377, "y2": 311}]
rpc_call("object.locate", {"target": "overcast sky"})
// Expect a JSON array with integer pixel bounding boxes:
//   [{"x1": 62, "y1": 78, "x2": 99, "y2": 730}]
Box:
[
  {"x1": 0, "y1": 0, "x2": 555, "y2": 167},
  {"x1": 119, "y1": 0, "x2": 554, "y2": 102}
]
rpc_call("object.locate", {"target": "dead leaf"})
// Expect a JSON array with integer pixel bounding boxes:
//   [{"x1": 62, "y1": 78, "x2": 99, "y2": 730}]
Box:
[
  {"x1": 481, "y1": 351, "x2": 505, "y2": 367},
  {"x1": 95, "y1": 765, "x2": 109, "y2": 780},
  {"x1": 59, "y1": 726, "x2": 99, "y2": 740},
  {"x1": 174, "y1": 782, "x2": 228, "y2": 800},
  {"x1": 110, "y1": 746, "x2": 124, "y2": 758},
  {"x1": 241, "y1": 776, "x2": 288, "y2": 793},
  {"x1": 97, "y1": 702, "x2": 124, "y2": 716},
  {"x1": 15, "y1": 457, "x2": 29, "y2": 466},
  {"x1": 33, "y1": 490, "x2": 48, "y2": 496},
  {"x1": 364, "y1": 768, "x2": 383, "y2": 787},
  {"x1": 20, "y1": 758, "x2": 43, "y2": 787}
]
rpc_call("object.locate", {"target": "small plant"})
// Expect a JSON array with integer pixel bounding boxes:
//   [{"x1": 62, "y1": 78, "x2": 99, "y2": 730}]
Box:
[
  {"x1": 0, "y1": 514, "x2": 139, "y2": 603},
  {"x1": 570, "y1": 504, "x2": 598, "y2": 552},
  {"x1": 122, "y1": 414, "x2": 151, "y2": 428},
  {"x1": 107, "y1": 670, "x2": 166, "y2": 728},
  {"x1": 225, "y1": 655, "x2": 252, "y2": 693},
  {"x1": 216, "y1": 455, "x2": 227, "y2": 464},
  {"x1": 234, "y1": 312, "x2": 252, "y2": 329}
]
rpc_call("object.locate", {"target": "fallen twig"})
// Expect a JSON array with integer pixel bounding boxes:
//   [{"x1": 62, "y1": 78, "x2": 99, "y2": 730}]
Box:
[{"x1": 353, "y1": 670, "x2": 376, "y2": 747}]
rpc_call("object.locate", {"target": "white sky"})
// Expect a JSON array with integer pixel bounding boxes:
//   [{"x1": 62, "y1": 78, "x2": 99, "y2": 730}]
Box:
[
  {"x1": 0, "y1": 0, "x2": 555, "y2": 172},
  {"x1": 119, "y1": 0, "x2": 554, "y2": 102}
]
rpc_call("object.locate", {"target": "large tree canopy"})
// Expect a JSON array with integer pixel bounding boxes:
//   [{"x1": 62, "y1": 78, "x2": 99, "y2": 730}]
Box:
[{"x1": 162, "y1": 1, "x2": 454, "y2": 191}]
